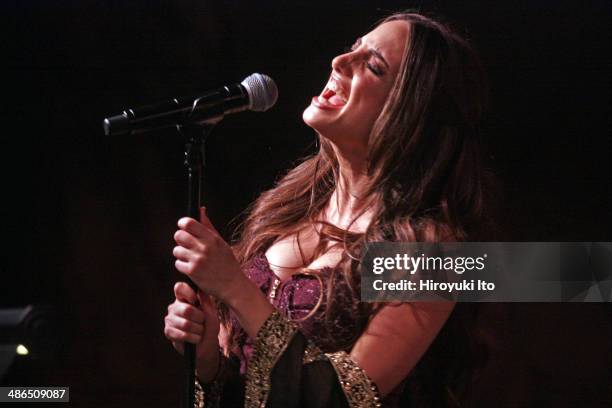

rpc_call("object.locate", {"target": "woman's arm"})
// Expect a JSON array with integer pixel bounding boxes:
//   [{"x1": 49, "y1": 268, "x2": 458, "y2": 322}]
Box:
[
  {"x1": 349, "y1": 301, "x2": 455, "y2": 396},
  {"x1": 222, "y1": 274, "x2": 275, "y2": 339}
]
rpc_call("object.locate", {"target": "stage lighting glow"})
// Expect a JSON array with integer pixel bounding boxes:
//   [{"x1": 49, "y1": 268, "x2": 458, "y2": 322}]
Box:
[{"x1": 16, "y1": 344, "x2": 29, "y2": 356}]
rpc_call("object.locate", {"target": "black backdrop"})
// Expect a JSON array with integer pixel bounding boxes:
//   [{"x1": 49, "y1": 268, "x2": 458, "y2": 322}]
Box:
[{"x1": 1, "y1": 1, "x2": 611, "y2": 407}]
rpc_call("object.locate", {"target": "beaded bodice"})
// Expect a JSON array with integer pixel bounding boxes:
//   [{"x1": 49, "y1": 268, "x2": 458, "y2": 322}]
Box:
[{"x1": 235, "y1": 252, "x2": 364, "y2": 373}]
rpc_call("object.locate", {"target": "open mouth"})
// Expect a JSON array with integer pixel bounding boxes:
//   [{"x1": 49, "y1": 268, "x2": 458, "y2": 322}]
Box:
[{"x1": 313, "y1": 77, "x2": 349, "y2": 108}]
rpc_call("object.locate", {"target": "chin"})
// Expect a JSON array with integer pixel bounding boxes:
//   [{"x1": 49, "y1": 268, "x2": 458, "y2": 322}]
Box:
[
  {"x1": 303, "y1": 105, "x2": 338, "y2": 137},
  {"x1": 302, "y1": 104, "x2": 323, "y2": 128},
  {"x1": 302, "y1": 105, "x2": 323, "y2": 133}
]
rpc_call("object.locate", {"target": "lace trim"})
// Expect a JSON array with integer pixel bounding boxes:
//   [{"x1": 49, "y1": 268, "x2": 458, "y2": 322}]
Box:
[
  {"x1": 245, "y1": 309, "x2": 299, "y2": 408},
  {"x1": 326, "y1": 351, "x2": 382, "y2": 408}
]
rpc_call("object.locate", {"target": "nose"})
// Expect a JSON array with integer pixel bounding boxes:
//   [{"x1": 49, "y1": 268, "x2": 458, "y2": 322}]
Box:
[{"x1": 331, "y1": 50, "x2": 356, "y2": 76}]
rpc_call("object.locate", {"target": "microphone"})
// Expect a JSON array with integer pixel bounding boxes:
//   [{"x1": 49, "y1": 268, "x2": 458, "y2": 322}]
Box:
[{"x1": 103, "y1": 73, "x2": 278, "y2": 136}]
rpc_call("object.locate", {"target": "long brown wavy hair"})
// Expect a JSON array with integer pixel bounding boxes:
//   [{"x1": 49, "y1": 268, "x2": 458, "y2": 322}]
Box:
[{"x1": 225, "y1": 11, "x2": 496, "y2": 406}]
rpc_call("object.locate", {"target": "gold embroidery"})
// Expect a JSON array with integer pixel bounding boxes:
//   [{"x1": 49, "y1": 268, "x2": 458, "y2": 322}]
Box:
[
  {"x1": 244, "y1": 311, "x2": 380, "y2": 407},
  {"x1": 245, "y1": 309, "x2": 299, "y2": 408},
  {"x1": 194, "y1": 376, "x2": 205, "y2": 408},
  {"x1": 302, "y1": 340, "x2": 327, "y2": 364},
  {"x1": 268, "y1": 277, "x2": 281, "y2": 301},
  {"x1": 193, "y1": 352, "x2": 226, "y2": 408},
  {"x1": 302, "y1": 342, "x2": 382, "y2": 406},
  {"x1": 326, "y1": 351, "x2": 382, "y2": 408}
]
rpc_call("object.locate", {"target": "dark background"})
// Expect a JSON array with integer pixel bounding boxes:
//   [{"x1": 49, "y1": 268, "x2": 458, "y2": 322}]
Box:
[{"x1": 1, "y1": 0, "x2": 611, "y2": 406}]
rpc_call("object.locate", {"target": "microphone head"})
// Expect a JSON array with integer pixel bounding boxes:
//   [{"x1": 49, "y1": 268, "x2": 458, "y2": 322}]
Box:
[{"x1": 241, "y1": 73, "x2": 278, "y2": 112}]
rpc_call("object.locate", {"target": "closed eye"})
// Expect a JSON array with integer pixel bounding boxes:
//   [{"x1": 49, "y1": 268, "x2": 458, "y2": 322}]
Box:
[
  {"x1": 367, "y1": 62, "x2": 384, "y2": 76},
  {"x1": 346, "y1": 38, "x2": 387, "y2": 76}
]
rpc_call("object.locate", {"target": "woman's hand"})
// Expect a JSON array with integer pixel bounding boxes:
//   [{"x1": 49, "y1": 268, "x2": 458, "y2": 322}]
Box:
[
  {"x1": 173, "y1": 207, "x2": 246, "y2": 302},
  {"x1": 164, "y1": 282, "x2": 221, "y2": 382},
  {"x1": 173, "y1": 207, "x2": 275, "y2": 339}
]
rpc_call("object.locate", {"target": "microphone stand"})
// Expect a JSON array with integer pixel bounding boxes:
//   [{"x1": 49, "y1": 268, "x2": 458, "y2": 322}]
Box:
[{"x1": 178, "y1": 123, "x2": 213, "y2": 408}]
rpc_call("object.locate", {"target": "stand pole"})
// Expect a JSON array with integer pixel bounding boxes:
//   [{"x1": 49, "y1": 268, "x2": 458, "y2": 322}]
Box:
[{"x1": 179, "y1": 123, "x2": 212, "y2": 408}]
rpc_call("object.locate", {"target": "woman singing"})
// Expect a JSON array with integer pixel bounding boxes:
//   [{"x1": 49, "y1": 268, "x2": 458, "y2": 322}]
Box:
[{"x1": 164, "y1": 11, "x2": 492, "y2": 408}]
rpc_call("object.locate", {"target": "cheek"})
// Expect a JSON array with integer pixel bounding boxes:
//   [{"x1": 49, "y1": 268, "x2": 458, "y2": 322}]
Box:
[
  {"x1": 371, "y1": 81, "x2": 395, "y2": 110},
  {"x1": 352, "y1": 86, "x2": 392, "y2": 122}
]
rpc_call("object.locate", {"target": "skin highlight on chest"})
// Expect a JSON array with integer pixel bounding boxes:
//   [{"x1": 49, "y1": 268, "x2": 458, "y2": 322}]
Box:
[{"x1": 264, "y1": 225, "x2": 344, "y2": 282}]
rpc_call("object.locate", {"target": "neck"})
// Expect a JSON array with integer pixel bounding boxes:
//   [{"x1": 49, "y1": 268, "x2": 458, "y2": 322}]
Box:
[{"x1": 324, "y1": 145, "x2": 373, "y2": 231}]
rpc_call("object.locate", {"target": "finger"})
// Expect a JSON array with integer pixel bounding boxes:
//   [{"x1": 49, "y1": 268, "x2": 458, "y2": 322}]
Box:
[
  {"x1": 172, "y1": 340, "x2": 184, "y2": 355},
  {"x1": 199, "y1": 207, "x2": 218, "y2": 233},
  {"x1": 164, "y1": 326, "x2": 202, "y2": 345},
  {"x1": 173, "y1": 246, "x2": 195, "y2": 263},
  {"x1": 177, "y1": 217, "x2": 209, "y2": 238},
  {"x1": 174, "y1": 282, "x2": 197, "y2": 304},
  {"x1": 169, "y1": 301, "x2": 205, "y2": 323},
  {"x1": 175, "y1": 259, "x2": 193, "y2": 278},
  {"x1": 174, "y1": 230, "x2": 200, "y2": 249},
  {"x1": 165, "y1": 314, "x2": 204, "y2": 335}
]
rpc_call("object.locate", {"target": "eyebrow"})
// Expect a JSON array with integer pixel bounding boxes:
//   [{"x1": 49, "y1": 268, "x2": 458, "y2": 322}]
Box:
[{"x1": 353, "y1": 37, "x2": 390, "y2": 68}]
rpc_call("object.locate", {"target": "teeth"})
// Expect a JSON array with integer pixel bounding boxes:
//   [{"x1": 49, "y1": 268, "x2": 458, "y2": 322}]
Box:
[{"x1": 327, "y1": 79, "x2": 348, "y2": 102}]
